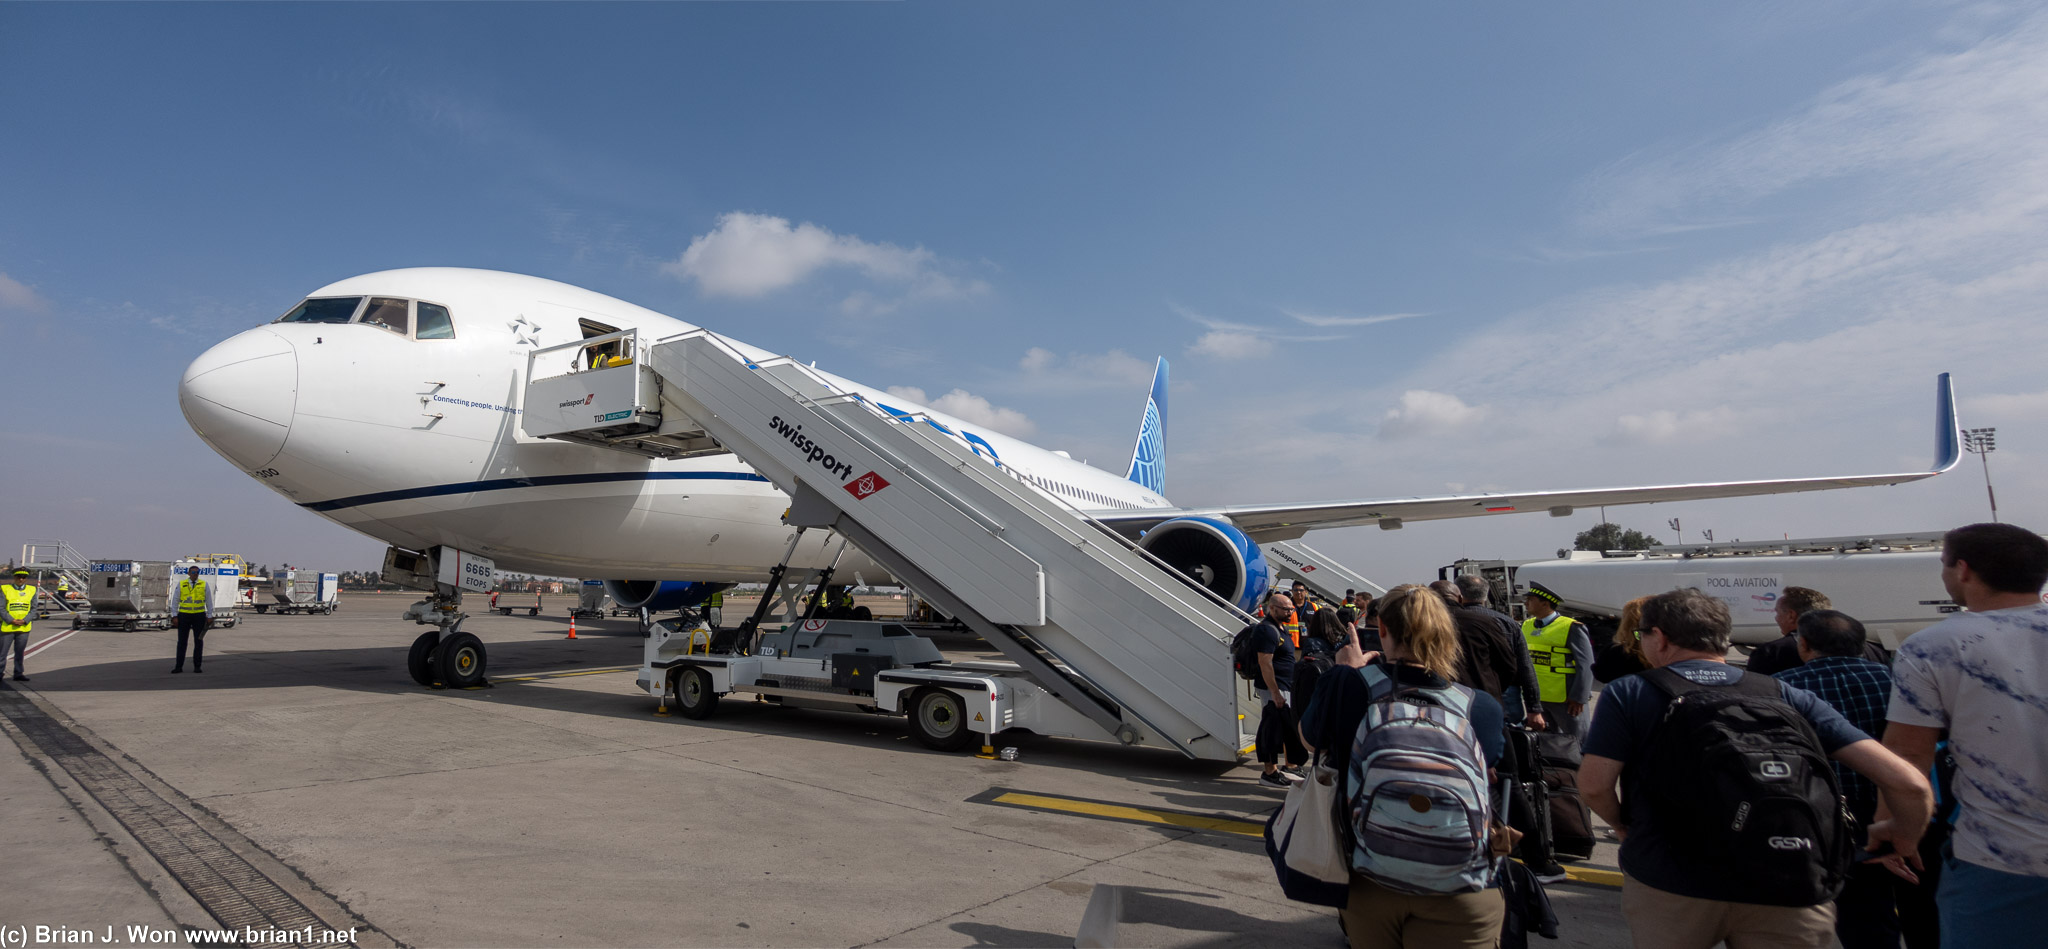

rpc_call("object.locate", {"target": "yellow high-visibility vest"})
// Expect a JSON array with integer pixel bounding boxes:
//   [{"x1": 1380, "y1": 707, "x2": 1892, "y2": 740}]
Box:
[
  {"x1": 177, "y1": 579, "x2": 210, "y2": 614},
  {"x1": 1521, "y1": 614, "x2": 1580, "y2": 704},
  {"x1": 2, "y1": 584, "x2": 34, "y2": 633}
]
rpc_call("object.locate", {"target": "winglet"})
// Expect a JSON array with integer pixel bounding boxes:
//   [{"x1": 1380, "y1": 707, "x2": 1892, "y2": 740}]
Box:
[
  {"x1": 1932, "y1": 371, "x2": 1961, "y2": 473},
  {"x1": 1125, "y1": 357, "x2": 1169, "y2": 495}
]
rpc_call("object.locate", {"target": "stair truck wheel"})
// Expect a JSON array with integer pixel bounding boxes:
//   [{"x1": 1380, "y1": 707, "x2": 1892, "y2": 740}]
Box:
[
  {"x1": 909, "y1": 688, "x2": 974, "y2": 752},
  {"x1": 436, "y1": 632, "x2": 487, "y2": 689},
  {"x1": 407, "y1": 630, "x2": 440, "y2": 687},
  {"x1": 672, "y1": 666, "x2": 719, "y2": 720}
]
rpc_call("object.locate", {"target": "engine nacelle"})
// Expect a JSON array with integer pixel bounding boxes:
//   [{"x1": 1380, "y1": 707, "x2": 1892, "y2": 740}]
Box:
[
  {"x1": 603, "y1": 580, "x2": 727, "y2": 612},
  {"x1": 1138, "y1": 517, "x2": 1271, "y2": 613}
]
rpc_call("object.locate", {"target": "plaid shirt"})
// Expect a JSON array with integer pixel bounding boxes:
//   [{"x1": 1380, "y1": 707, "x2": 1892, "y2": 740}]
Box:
[{"x1": 1776, "y1": 656, "x2": 1891, "y2": 821}]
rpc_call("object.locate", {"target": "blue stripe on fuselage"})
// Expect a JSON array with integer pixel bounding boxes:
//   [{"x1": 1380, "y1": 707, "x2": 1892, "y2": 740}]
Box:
[{"x1": 298, "y1": 470, "x2": 773, "y2": 513}]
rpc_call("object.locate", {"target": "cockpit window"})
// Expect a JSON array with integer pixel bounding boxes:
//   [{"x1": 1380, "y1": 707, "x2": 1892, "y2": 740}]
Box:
[
  {"x1": 358, "y1": 297, "x2": 410, "y2": 336},
  {"x1": 275, "y1": 297, "x2": 363, "y2": 324},
  {"x1": 415, "y1": 301, "x2": 455, "y2": 339}
]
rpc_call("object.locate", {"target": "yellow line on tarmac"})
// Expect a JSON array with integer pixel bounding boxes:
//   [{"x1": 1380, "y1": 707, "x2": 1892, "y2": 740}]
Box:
[
  {"x1": 1563, "y1": 865, "x2": 1623, "y2": 887},
  {"x1": 989, "y1": 791, "x2": 1264, "y2": 837}
]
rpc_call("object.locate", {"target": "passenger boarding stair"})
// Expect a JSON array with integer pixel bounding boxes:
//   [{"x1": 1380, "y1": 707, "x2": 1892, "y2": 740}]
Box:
[
  {"x1": 1264, "y1": 540, "x2": 1387, "y2": 604},
  {"x1": 19, "y1": 539, "x2": 89, "y2": 613},
  {"x1": 576, "y1": 332, "x2": 1256, "y2": 759}
]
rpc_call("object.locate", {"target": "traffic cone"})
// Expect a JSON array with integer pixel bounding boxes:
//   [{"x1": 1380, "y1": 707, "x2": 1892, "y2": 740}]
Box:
[{"x1": 567, "y1": 615, "x2": 578, "y2": 640}]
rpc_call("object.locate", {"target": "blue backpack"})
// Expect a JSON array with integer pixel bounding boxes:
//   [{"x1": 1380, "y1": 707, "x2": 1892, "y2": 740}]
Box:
[{"x1": 1348, "y1": 664, "x2": 1495, "y2": 894}]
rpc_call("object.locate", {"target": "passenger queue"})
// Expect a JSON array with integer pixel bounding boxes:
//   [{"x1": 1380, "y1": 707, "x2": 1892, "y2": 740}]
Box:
[{"x1": 1251, "y1": 522, "x2": 2048, "y2": 949}]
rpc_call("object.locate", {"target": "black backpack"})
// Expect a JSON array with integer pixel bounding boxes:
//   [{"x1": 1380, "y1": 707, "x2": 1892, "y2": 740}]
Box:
[
  {"x1": 1641, "y1": 667, "x2": 1854, "y2": 906},
  {"x1": 1229, "y1": 622, "x2": 1268, "y2": 682}
]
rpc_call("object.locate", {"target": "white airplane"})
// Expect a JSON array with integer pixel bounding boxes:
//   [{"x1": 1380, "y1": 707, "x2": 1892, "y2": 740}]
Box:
[{"x1": 177, "y1": 268, "x2": 1959, "y2": 684}]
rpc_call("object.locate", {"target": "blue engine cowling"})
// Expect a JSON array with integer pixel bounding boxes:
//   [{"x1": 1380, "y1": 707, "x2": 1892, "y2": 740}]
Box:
[
  {"x1": 603, "y1": 580, "x2": 728, "y2": 612},
  {"x1": 1137, "y1": 517, "x2": 1270, "y2": 613}
]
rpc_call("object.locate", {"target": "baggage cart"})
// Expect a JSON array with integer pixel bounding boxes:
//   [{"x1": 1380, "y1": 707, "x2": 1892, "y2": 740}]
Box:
[
  {"x1": 257, "y1": 569, "x2": 340, "y2": 614},
  {"x1": 76, "y1": 560, "x2": 175, "y2": 630},
  {"x1": 568, "y1": 580, "x2": 609, "y2": 619}
]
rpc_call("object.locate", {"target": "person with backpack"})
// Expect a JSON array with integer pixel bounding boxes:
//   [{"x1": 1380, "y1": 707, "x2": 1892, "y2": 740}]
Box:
[
  {"x1": 1302, "y1": 584, "x2": 1506, "y2": 948},
  {"x1": 1578, "y1": 587, "x2": 1932, "y2": 949},
  {"x1": 1291, "y1": 608, "x2": 1348, "y2": 729},
  {"x1": 1249, "y1": 591, "x2": 1309, "y2": 789}
]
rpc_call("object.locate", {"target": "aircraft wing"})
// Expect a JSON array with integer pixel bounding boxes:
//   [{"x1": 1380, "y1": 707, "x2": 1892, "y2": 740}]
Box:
[{"x1": 1096, "y1": 373, "x2": 1960, "y2": 543}]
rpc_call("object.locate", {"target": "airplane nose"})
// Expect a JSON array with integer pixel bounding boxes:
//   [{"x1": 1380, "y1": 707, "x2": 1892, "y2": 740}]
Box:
[{"x1": 179, "y1": 328, "x2": 298, "y2": 469}]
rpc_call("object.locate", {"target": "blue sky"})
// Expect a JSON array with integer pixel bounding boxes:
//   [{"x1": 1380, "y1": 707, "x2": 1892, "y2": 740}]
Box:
[{"x1": 3, "y1": 2, "x2": 2042, "y2": 582}]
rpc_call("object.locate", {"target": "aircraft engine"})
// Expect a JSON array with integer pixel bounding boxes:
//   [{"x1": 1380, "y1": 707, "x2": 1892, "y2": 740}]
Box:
[
  {"x1": 603, "y1": 580, "x2": 726, "y2": 612},
  {"x1": 1137, "y1": 517, "x2": 1271, "y2": 613}
]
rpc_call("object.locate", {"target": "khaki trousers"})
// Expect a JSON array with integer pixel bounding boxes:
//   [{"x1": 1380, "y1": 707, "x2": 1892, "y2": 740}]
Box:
[
  {"x1": 1620, "y1": 875, "x2": 1835, "y2": 949},
  {"x1": 1342, "y1": 876, "x2": 1503, "y2": 949}
]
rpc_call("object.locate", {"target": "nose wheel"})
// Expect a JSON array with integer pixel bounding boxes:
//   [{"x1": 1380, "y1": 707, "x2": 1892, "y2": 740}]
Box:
[
  {"x1": 407, "y1": 630, "x2": 439, "y2": 687},
  {"x1": 406, "y1": 628, "x2": 489, "y2": 689},
  {"x1": 436, "y1": 632, "x2": 488, "y2": 689}
]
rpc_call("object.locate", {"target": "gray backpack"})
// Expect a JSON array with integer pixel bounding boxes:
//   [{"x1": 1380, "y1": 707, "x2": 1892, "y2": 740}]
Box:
[{"x1": 1347, "y1": 664, "x2": 1495, "y2": 894}]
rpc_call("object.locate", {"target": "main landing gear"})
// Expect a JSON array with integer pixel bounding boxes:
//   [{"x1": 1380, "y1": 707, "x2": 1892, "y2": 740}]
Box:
[{"x1": 403, "y1": 591, "x2": 488, "y2": 689}]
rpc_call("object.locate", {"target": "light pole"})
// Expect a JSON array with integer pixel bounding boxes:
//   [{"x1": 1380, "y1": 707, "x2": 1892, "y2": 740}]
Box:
[{"x1": 1964, "y1": 427, "x2": 1999, "y2": 522}]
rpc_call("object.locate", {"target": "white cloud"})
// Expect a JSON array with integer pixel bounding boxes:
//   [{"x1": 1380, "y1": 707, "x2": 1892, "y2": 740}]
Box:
[
  {"x1": 1174, "y1": 303, "x2": 1344, "y2": 359},
  {"x1": 1188, "y1": 330, "x2": 1273, "y2": 360},
  {"x1": 665, "y1": 212, "x2": 987, "y2": 310},
  {"x1": 884, "y1": 386, "x2": 1036, "y2": 437},
  {"x1": 1014, "y1": 347, "x2": 1156, "y2": 389},
  {"x1": 1379, "y1": 390, "x2": 1487, "y2": 440},
  {"x1": 0, "y1": 273, "x2": 47, "y2": 312},
  {"x1": 1282, "y1": 309, "x2": 1425, "y2": 328},
  {"x1": 1607, "y1": 406, "x2": 1745, "y2": 445}
]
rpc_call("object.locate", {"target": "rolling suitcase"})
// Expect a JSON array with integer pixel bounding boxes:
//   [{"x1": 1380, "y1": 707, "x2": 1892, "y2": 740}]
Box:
[
  {"x1": 1531, "y1": 732, "x2": 1596, "y2": 860},
  {"x1": 1502, "y1": 728, "x2": 1555, "y2": 869}
]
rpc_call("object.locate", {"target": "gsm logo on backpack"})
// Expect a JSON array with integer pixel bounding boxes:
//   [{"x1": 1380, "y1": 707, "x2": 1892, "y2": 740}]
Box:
[
  {"x1": 1768, "y1": 836, "x2": 1814, "y2": 851},
  {"x1": 1759, "y1": 761, "x2": 1793, "y2": 780}
]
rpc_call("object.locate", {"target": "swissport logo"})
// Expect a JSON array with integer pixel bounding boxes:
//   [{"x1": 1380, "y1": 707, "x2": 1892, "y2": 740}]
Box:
[
  {"x1": 845, "y1": 471, "x2": 890, "y2": 500},
  {"x1": 556, "y1": 393, "x2": 596, "y2": 409}
]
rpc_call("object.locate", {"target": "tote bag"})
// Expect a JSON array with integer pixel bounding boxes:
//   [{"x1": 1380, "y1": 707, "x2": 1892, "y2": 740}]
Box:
[{"x1": 1263, "y1": 761, "x2": 1351, "y2": 906}]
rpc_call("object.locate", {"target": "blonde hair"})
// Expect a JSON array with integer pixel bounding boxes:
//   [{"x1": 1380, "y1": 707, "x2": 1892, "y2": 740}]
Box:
[
  {"x1": 1617, "y1": 596, "x2": 1652, "y2": 663},
  {"x1": 1377, "y1": 583, "x2": 1462, "y2": 679}
]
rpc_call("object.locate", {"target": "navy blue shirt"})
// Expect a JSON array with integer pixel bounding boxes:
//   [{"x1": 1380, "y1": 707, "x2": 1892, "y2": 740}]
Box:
[{"x1": 1583, "y1": 659, "x2": 1872, "y2": 898}]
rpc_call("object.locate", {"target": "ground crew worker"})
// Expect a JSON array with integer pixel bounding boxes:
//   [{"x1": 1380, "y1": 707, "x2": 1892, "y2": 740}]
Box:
[
  {"x1": 706, "y1": 590, "x2": 724, "y2": 628},
  {"x1": 1521, "y1": 581, "x2": 1594, "y2": 739},
  {"x1": 173, "y1": 565, "x2": 210, "y2": 673},
  {"x1": 3, "y1": 567, "x2": 35, "y2": 681}
]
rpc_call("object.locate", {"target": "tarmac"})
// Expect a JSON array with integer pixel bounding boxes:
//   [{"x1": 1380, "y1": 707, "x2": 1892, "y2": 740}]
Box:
[{"x1": 0, "y1": 594, "x2": 1632, "y2": 948}]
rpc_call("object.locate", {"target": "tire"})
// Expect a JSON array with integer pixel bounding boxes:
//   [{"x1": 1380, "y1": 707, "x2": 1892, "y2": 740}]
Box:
[
  {"x1": 256, "y1": 605, "x2": 268, "y2": 614},
  {"x1": 672, "y1": 666, "x2": 719, "y2": 720},
  {"x1": 851, "y1": 606, "x2": 872, "y2": 621},
  {"x1": 436, "y1": 632, "x2": 487, "y2": 689},
  {"x1": 407, "y1": 630, "x2": 439, "y2": 688},
  {"x1": 909, "y1": 688, "x2": 974, "y2": 752}
]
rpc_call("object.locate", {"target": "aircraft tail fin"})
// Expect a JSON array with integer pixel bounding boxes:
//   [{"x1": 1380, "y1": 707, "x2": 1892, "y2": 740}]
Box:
[{"x1": 1125, "y1": 357, "x2": 1168, "y2": 495}]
